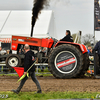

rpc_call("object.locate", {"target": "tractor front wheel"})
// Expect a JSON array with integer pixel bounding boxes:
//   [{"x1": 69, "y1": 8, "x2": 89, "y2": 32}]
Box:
[{"x1": 6, "y1": 54, "x2": 21, "y2": 68}]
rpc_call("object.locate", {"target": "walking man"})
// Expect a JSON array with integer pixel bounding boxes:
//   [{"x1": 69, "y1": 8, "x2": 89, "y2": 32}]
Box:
[{"x1": 12, "y1": 44, "x2": 42, "y2": 94}]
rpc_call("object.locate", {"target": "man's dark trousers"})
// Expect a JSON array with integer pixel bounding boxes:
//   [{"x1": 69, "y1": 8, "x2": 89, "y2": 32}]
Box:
[{"x1": 16, "y1": 71, "x2": 41, "y2": 93}]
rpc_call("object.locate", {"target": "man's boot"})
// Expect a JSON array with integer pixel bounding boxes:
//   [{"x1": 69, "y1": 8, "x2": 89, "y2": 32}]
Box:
[
  {"x1": 34, "y1": 89, "x2": 42, "y2": 94},
  {"x1": 36, "y1": 84, "x2": 42, "y2": 93},
  {"x1": 11, "y1": 85, "x2": 22, "y2": 94},
  {"x1": 11, "y1": 89, "x2": 19, "y2": 94},
  {"x1": 37, "y1": 89, "x2": 42, "y2": 93}
]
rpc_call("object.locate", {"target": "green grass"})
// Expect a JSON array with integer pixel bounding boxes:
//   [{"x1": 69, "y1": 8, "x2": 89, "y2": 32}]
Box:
[
  {"x1": 0, "y1": 74, "x2": 18, "y2": 76},
  {"x1": 0, "y1": 91, "x2": 99, "y2": 100},
  {"x1": 36, "y1": 73, "x2": 53, "y2": 77},
  {"x1": 35, "y1": 67, "x2": 53, "y2": 77},
  {"x1": 36, "y1": 67, "x2": 50, "y2": 73}
]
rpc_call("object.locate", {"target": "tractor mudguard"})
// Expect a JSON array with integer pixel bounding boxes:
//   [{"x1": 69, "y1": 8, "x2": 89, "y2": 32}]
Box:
[{"x1": 54, "y1": 41, "x2": 87, "y2": 54}]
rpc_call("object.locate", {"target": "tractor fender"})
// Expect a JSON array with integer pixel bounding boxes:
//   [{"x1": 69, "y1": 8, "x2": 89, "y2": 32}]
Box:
[{"x1": 54, "y1": 41, "x2": 87, "y2": 54}]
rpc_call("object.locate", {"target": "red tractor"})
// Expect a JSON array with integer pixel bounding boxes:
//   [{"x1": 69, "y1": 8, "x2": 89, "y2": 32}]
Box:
[{"x1": 5, "y1": 35, "x2": 89, "y2": 78}]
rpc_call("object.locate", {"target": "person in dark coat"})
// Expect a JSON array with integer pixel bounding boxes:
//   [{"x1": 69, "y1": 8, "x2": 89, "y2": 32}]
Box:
[
  {"x1": 60, "y1": 30, "x2": 73, "y2": 42},
  {"x1": 93, "y1": 41, "x2": 100, "y2": 66},
  {"x1": 93, "y1": 41, "x2": 100, "y2": 55},
  {"x1": 12, "y1": 44, "x2": 41, "y2": 94}
]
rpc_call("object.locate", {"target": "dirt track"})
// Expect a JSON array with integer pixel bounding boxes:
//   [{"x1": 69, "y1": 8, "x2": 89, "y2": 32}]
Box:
[{"x1": 0, "y1": 75, "x2": 100, "y2": 92}]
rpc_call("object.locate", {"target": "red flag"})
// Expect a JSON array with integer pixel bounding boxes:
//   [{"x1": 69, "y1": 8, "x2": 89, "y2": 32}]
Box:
[{"x1": 12, "y1": 67, "x2": 24, "y2": 77}]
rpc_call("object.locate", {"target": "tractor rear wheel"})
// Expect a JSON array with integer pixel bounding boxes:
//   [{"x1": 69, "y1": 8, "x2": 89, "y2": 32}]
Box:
[
  {"x1": 81, "y1": 53, "x2": 90, "y2": 76},
  {"x1": 6, "y1": 54, "x2": 21, "y2": 68},
  {"x1": 48, "y1": 44, "x2": 84, "y2": 78},
  {"x1": 75, "y1": 53, "x2": 89, "y2": 77}
]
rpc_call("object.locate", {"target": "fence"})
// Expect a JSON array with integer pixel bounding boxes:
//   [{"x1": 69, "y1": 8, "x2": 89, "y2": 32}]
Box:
[
  {"x1": 0, "y1": 62, "x2": 49, "y2": 74},
  {"x1": 0, "y1": 62, "x2": 15, "y2": 74}
]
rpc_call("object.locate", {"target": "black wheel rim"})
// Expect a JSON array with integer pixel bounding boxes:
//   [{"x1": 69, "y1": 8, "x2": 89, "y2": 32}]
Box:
[
  {"x1": 8, "y1": 57, "x2": 18, "y2": 67},
  {"x1": 54, "y1": 51, "x2": 77, "y2": 74}
]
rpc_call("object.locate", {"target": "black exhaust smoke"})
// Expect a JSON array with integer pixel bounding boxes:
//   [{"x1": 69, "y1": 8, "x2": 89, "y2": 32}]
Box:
[
  {"x1": 31, "y1": 0, "x2": 49, "y2": 37},
  {"x1": 30, "y1": 0, "x2": 70, "y2": 37}
]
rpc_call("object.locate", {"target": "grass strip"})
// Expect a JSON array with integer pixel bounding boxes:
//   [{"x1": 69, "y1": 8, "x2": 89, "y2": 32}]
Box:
[{"x1": 0, "y1": 91, "x2": 99, "y2": 100}]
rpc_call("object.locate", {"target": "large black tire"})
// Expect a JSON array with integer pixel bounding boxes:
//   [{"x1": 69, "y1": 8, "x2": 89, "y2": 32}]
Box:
[
  {"x1": 48, "y1": 44, "x2": 84, "y2": 78},
  {"x1": 82, "y1": 53, "x2": 90, "y2": 75},
  {"x1": 76, "y1": 53, "x2": 89, "y2": 77},
  {"x1": 6, "y1": 54, "x2": 21, "y2": 68}
]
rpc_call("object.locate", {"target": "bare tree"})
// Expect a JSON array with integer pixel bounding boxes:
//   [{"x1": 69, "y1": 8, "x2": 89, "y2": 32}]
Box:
[{"x1": 82, "y1": 34, "x2": 94, "y2": 46}]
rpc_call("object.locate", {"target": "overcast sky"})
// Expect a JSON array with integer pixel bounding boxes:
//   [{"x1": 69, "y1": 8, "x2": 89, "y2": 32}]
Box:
[{"x1": 0, "y1": 0, "x2": 99, "y2": 41}]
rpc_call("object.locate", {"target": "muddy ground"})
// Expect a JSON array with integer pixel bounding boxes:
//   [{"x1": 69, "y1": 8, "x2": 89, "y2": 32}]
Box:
[{"x1": 0, "y1": 75, "x2": 100, "y2": 92}]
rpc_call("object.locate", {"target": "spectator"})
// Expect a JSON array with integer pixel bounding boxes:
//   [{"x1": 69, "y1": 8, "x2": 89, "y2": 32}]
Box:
[
  {"x1": 0, "y1": 46, "x2": 2, "y2": 55},
  {"x1": 42, "y1": 47, "x2": 47, "y2": 56},
  {"x1": 88, "y1": 48, "x2": 94, "y2": 74},
  {"x1": 6, "y1": 50, "x2": 10, "y2": 55},
  {"x1": 0, "y1": 47, "x2": 6, "y2": 55},
  {"x1": 37, "y1": 47, "x2": 45, "y2": 72},
  {"x1": 93, "y1": 41, "x2": 100, "y2": 66},
  {"x1": 0, "y1": 47, "x2": 7, "y2": 73},
  {"x1": 19, "y1": 49, "x2": 22, "y2": 54},
  {"x1": 87, "y1": 46, "x2": 92, "y2": 54},
  {"x1": 3, "y1": 49, "x2": 9, "y2": 73},
  {"x1": 89, "y1": 48, "x2": 94, "y2": 62},
  {"x1": 19, "y1": 49, "x2": 24, "y2": 54},
  {"x1": 40, "y1": 47, "x2": 47, "y2": 72},
  {"x1": 9, "y1": 49, "x2": 12, "y2": 54},
  {"x1": 39, "y1": 47, "x2": 42, "y2": 52}
]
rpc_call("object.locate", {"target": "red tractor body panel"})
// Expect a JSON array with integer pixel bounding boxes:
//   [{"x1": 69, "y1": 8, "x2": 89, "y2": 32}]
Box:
[
  {"x1": 12, "y1": 43, "x2": 18, "y2": 51},
  {"x1": 11, "y1": 35, "x2": 54, "y2": 50},
  {"x1": 41, "y1": 38, "x2": 54, "y2": 48},
  {"x1": 54, "y1": 41, "x2": 87, "y2": 54}
]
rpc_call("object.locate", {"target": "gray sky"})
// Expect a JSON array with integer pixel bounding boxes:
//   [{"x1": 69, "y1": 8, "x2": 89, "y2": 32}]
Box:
[
  {"x1": 0, "y1": 0, "x2": 33, "y2": 10},
  {"x1": 0, "y1": 0, "x2": 98, "y2": 41}
]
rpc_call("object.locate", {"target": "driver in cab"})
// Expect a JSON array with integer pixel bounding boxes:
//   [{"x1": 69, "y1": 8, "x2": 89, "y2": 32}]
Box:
[{"x1": 60, "y1": 30, "x2": 73, "y2": 42}]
